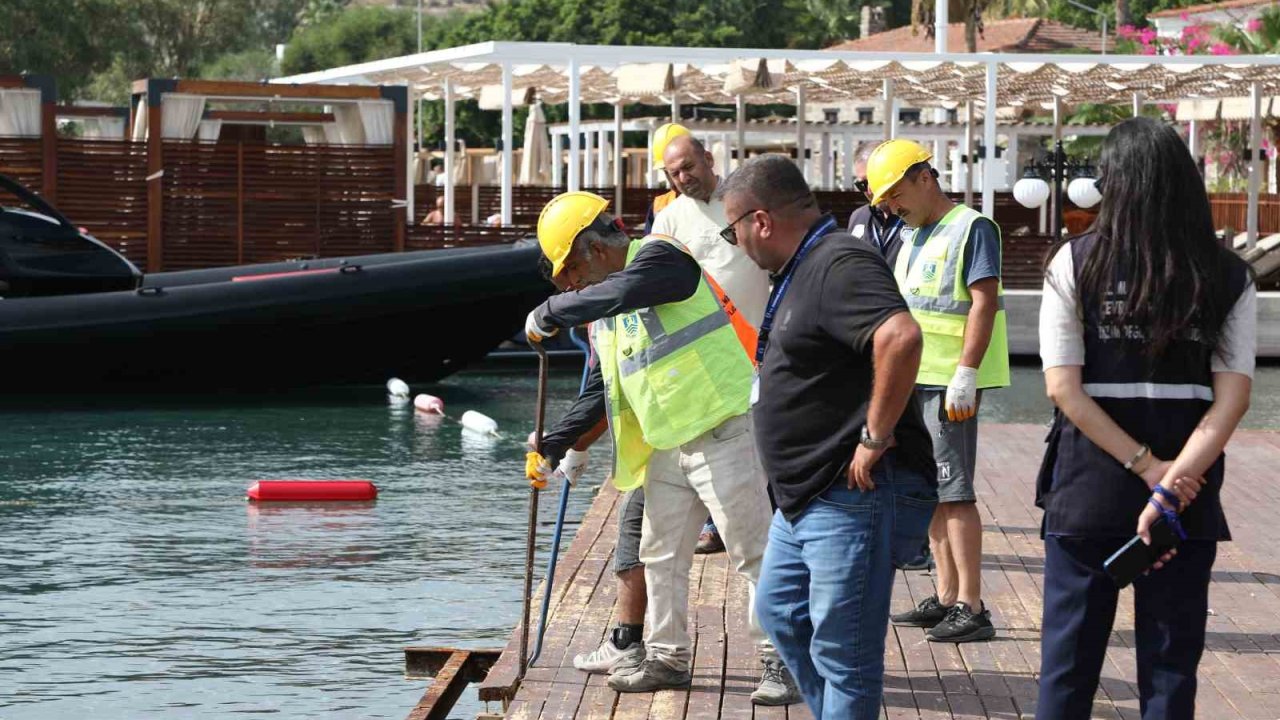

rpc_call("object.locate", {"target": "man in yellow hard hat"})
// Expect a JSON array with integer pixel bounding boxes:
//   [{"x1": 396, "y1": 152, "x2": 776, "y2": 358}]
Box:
[
  {"x1": 653, "y1": 131, "x2": 773, "y2": 558},
  {"x1": 642, "y1": 123, "x2": 688, "y2": 234},
  {"x1": 524, "y1": 191, "x2": 796, "y2": 703},
  {"x1": 867, "y1": 139, "x2": 1011, "y2": 644}
]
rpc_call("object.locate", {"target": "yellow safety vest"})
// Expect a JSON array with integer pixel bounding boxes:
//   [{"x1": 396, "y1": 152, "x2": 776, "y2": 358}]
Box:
[
  {"x1": 894, "y1": 204, "x2": 1011, "y2": 389},
  {"x1": 591, "y1": 235, "x2": 755, "y2": 490}
]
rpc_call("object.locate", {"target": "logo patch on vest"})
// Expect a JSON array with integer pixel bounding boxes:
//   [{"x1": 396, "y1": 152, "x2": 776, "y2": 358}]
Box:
[
  {"x1": 921, "y1": 261, "x2": 939, "y2": 282},
  {"x1": 622, "y1": 314, "x2": 640, "y2": 337}
]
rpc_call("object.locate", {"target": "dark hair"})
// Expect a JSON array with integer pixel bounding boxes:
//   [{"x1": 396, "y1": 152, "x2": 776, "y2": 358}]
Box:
[
  {"x1": 714, "y1": 154, "x2": 812, "y2": 209},
  {"x1": 536, "y1": 253, "x2": 555, "y2": 282},
  {"x1": 1077, "y1": 116, "x2": 1238, "y2": 356},
  {"x1": 903, "y1": 161, "x2": 938, "y2": 183}
]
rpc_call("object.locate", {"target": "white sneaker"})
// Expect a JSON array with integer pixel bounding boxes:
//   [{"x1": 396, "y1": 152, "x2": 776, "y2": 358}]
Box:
[{"x1": 572, "y1": 638, "x2": 645, "y2": 674}]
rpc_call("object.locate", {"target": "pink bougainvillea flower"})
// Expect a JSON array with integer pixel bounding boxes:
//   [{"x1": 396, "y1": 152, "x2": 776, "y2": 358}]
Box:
[
  {"x1": 1209, "y1": 43, "x2": 1236, "y2": 55},
  {"x1": 1246, "y1": 17, "x2": 1263, "y2": 33}
]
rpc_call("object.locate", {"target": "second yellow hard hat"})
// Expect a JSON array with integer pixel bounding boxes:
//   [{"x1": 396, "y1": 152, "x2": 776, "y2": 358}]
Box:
[
  {"x1": 652, "y1": 123, "x2": 691, "y2": 166},
  {"x1": 866, "y1": 139, "x2": 934, "y2": 206}
]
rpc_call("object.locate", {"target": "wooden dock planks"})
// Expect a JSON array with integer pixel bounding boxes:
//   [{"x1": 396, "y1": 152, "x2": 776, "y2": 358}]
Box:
[{"x1": 460, "y1": 425, "x2": 1280, "y2": 720}]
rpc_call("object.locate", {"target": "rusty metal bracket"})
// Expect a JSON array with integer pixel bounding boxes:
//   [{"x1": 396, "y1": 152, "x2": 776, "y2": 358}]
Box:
[{"x1": 404, "y1": 647, "x2": 502, "y2": 720}]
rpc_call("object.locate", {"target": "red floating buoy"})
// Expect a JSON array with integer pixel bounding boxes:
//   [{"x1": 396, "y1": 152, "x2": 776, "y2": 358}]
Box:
[{"x1": 247, "y1": 480, "x2": 378, "y2": 502}]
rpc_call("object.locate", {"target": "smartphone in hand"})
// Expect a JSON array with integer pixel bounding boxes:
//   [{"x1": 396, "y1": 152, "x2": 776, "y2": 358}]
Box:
[{"x1": 1103, "y1": 516, "x2": 1181, "y2": 588}]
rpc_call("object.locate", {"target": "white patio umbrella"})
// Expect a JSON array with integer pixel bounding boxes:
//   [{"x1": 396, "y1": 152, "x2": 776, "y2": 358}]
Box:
[{"x1": 518, "y1": 102, "x2": 550, "y2": 185}]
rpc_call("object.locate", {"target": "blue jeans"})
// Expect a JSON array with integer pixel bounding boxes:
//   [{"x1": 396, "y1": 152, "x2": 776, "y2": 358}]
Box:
[{"x1": 756, "y1": 456, "x2": 936, "y2": 720}]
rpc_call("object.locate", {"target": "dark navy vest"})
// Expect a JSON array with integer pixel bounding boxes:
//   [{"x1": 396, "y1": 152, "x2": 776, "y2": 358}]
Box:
[{"x1": 1037, "y1": 234, "x2": 1248, "y2": 540}]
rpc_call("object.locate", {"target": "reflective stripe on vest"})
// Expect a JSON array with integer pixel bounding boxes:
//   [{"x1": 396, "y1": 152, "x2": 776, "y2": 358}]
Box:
[
  {"x1": 593, "y1": 235, "x2": 756, "y2": 490},
  {"x1": 1082, "y1": 382, "x2": 1214, "y2": 402},
  {"x1": 617, "y1": 308, "x2": 730, "y2": 377},
  {"x1": 894, "y1": 203, "x2": 1011, "y2": 389}
]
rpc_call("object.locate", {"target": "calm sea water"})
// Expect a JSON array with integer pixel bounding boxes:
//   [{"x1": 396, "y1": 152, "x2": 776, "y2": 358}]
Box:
[{"x1": 1, "y1": 363, "x2": 1276, "y2": 719}]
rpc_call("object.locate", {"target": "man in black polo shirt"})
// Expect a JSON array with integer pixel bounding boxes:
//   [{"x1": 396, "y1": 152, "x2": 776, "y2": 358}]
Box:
[{"x1": 713, "y1": 155, "x2": 937, "y2": 720}]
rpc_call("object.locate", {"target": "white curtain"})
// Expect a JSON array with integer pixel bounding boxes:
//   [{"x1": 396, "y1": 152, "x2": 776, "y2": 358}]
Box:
[
  {"x1": 131, "y1": 99, "x2": 148, "y2": 140},
  {"x1": 160, "y1": 93, "x2": 206, "y2": 139},
  {"x1": 301, "y1": 125, "x2": 328, "y2": 145},
  {"x1": 79, "y1": 116, "x2": 126, "y2": 140},
  {"x1": 519, "y1": 103, "x2": 550, "y2": 185},
  {"x1": 357, "y1": 99, "x2": 393, "y2": 145},
  {"x1": 331, "y1": 104, "x2": 365, "y2": 144},
  {"x1": 98, "y1": 116, "x2": 126, "y2": 139},
  {"x1": 0, "y1": 89, "x2": 41, "y2": 137},
  {"x1": 196, "y1": 119, "x2": 222, "y2": 142}
]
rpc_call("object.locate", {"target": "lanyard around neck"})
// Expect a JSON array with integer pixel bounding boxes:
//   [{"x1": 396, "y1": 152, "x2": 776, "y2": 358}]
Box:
[{"x1": 756, "y1": 215, "x2": 838, "y2": 366}]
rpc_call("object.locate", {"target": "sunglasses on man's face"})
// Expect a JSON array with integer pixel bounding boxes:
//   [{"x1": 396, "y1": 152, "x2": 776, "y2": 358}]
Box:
[
  {"x1": 854, "y1": 178, "x2": 870, "y2": 194},
  {"x1": 719, "y1": 208, "x2": 758, "y2": 245},
  {"x1": 718, "y1": 194, "x2": 814, "y2": 246}
]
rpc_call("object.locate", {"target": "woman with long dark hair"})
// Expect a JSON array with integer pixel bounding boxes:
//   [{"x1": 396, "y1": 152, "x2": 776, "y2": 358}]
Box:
[{"x1": 1035, "y1": 116, "x2": 1256, "y2": 719}]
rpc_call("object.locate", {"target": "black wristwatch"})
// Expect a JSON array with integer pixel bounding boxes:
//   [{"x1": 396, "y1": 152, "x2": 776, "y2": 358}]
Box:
[{"x1": 860, "y1": 425, "x2": 892, "y2": 450}]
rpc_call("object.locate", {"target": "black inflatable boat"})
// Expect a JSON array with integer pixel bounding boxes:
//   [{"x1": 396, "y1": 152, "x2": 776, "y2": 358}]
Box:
[{"x1": 0, "y1": 175, "x2": 550, "y2": 393}]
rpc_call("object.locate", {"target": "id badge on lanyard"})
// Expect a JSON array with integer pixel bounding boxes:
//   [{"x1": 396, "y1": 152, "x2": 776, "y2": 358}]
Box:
[{"x1": 750, "y1": 216, "x2": 837, "y2": 406}]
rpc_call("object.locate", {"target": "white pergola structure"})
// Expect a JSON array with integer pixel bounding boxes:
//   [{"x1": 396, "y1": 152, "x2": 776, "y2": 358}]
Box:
[
  {"x1": 543, "y1": 116, "x2": 1112, "y2": 193},
  {"x1": 278, "y1": 42, "x2": 1280, "y2": 249}
]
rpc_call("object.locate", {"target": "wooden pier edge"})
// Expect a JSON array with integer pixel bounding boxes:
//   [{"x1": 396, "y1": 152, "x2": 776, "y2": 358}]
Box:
[{"x1": 422, "y1": 425, "x2": 1280, "y2": 720}]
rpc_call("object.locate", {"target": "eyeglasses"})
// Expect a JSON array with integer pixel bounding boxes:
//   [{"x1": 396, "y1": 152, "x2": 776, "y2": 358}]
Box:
[
  {"x1": 854, "y1": 178, "x2": 870, "y2": 194},
  {"x1": 718, "y1": 194, "x2": 813, "y2": 245},
  {"x1": 719, "y1": 208, "x2": 759, "y2": 245}
]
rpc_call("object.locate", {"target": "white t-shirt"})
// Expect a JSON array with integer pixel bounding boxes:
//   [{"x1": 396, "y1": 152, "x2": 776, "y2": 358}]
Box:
[
  {"x1": 1039, "y1": 245, "x2": 1257, "y2": 377},
  {"x1": 651, "y1": 191, "x2": 771, "y2": 328}
]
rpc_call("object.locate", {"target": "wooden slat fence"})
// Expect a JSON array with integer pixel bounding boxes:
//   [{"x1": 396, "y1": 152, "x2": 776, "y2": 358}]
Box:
[
  {"x1": 1208, "y1": 192, "x2": 1280, "y2": 236},
  {"x1": 413, "y1": 185, "x2": 662, "y2": 232},
  {"x1": 55, "y1": 139, "x2": 148, "y2": 268},
  {"x1": 161, "y1": 141, "x2": 398, "y2": 270},
  {"x1": 0, "y1": 137, "x2": 43, "y2": 208},
  {"x1": 162, "y1": 141, "x2": 239, "y2": 269},
  {"x1": 405, "y1": 222, "x2": 532, "y2": 250}
]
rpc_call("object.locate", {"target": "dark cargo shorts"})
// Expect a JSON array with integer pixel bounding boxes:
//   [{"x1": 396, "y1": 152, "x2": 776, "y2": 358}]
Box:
[{"x1": 614, "y1": 487, "x2": 645, "y2": 573}]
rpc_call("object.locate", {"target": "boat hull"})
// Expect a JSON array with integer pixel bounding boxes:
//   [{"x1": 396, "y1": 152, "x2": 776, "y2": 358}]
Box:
[{"x1": 0, "y1": 244, "x2": 550, "y2": 393}]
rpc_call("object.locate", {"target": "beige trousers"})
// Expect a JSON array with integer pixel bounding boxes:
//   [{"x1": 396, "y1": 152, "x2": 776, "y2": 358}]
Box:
[{"x1": 639, "y1": 412, "x2": 776, "y2": 671}]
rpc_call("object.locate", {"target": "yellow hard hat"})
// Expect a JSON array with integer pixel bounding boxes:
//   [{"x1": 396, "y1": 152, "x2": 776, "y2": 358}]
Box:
[
  {"x1": 866, "y1": 139, "x2": 934, "y2": 206},
  {"x1": 652, "y1": 123, "x2": 691, "y2": 166},
  {"x1": 537, "y1": 191, "x2": 611, "y2": 277}
]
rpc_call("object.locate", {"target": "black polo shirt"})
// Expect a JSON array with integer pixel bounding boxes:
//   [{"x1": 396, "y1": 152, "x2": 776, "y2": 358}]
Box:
[{"x1": 753, "y1": 224, "x2": 935, "y2": 521}]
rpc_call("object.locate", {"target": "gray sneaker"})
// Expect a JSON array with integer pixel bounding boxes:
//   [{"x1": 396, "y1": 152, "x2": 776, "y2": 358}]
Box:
[
  {"x1": 751, "y1": 658, "x2": 801, "y2": 706},
  {"x1": 606, "y1": 658, "x2": 691, "y2": 692},
  {"x1": 573, "y1": 638, "x2": 645, "y2": 674}
]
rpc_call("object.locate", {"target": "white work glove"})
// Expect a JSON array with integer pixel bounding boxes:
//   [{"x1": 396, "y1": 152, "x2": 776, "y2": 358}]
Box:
[
  {"x1": 944, "y1": 365, "x2": 979, "y2": 422},
  {"x1": 525, "y1": 308, "x2": 559, "y2": 343},
  {"x1": 556, "y1": 448, "x2": 590, "y2": 487}
]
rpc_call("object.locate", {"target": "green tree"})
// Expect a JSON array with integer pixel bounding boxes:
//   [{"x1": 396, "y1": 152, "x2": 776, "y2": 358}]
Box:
[
  {"x1": 71, "y1": 0, "x2": 319, "y2": 102},
  {"x1": 1213, "y1": 4, "x2": 1280, "y2": 53},
  {"x1": 802, "y1": 0, "x2": 866, "y2": 44},
  {"x1": 281, "y1": 4, "x2": 418, "y2": 75},
  {"x1": 0, "y1": 0, "x2": 119, "y2": 98},
  {"x1": 200, "y1": 48, "x2": 281, "y2": 81}
]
